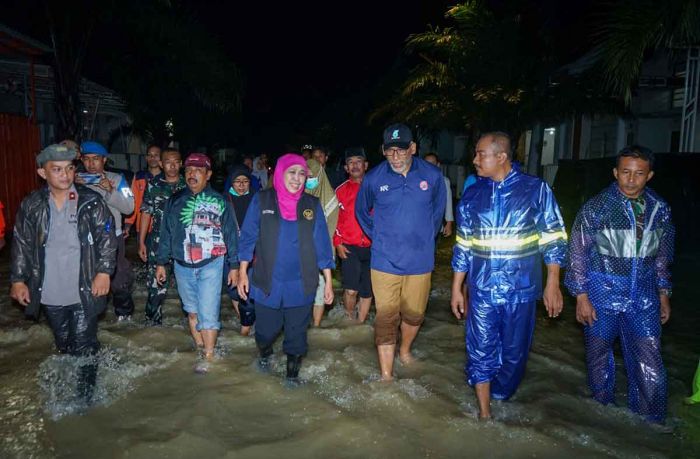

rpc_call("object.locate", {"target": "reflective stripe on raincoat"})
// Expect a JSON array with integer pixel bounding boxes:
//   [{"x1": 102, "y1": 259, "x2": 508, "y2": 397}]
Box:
[
  {"x1": 452, "y1": 167, "x2": 567, "y2": 304},
  {"x1": 564, "y1": 183, "x2": 674, "y2": 312}
]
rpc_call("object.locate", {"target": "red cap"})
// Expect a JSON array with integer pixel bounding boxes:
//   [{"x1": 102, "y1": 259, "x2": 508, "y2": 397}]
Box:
[{"x1": 184, "y1": 153, "x2": 211, "y2": 169}]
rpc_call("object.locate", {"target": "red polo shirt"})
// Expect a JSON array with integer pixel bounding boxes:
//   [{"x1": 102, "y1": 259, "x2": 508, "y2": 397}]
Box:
[{"x1": 333, "y1": 179, "x2": 371, "y2": 248}]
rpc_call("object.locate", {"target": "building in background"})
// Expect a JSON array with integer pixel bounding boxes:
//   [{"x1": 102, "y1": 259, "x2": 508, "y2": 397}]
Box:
[{"x1": 0, "y1": 23, "x2": 148, "y2": 172}]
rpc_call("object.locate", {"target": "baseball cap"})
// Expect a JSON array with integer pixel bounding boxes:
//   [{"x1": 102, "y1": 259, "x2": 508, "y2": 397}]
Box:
[
  {"x1": 36, "y1": 144, "x2": 77, "y2": 167},
  {"x1": 344, "y1": 147, "x2": 366, "y2": 161},
  {"x1": 184, "y1": 152, "x2": 211, "y2": 169},
  {"x1": 80, "y1": 140, "x2": 108, "y2": 156},
  {"x1": 382, "y1": 123, "x2": 413, "y2": 149}
]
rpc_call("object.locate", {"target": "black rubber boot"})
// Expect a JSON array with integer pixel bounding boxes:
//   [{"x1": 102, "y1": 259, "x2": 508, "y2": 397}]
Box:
[
  {"x1": 256, "y1": 344, "x2": 274, "y2": 373},
  {"x1": 285, "y1": 354, "x2": 303, "y2": 387},
  {"x1": 77, "y1": 361, "x2": 97, "y2": 406}
]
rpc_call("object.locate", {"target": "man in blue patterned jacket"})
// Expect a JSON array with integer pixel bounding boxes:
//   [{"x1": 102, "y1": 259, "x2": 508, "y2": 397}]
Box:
[
  {"x1": 565, "y1": 145, "x2": 674, "y2": 425},
  {"x1": 451, "y1": 132, "x2": 567, "y2": 419}
]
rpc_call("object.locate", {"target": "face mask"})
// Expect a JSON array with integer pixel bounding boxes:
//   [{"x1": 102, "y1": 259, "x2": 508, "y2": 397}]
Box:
[
  {"x1": 229, "y1": 187, "x2": 249, "y2": 197},
  {"x1": 305, "y1": 177, "x2": 320, "y2": 190}
]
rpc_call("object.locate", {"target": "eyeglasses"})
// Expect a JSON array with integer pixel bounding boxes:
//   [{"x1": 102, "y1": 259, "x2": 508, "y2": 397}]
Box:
[
  {"x1": 383, "y1": 147, "x2": 409, "y2": 158},
  {"x1": 233, "y1": 179, "x2": 250, "y2": 185}
]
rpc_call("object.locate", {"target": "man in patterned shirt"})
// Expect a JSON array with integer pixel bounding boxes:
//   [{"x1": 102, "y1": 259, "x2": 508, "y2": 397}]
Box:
[
  {"x1": 157, "y1": 153, "x2": 239, "y2": 371},
  {"x1": 138, "y1": 148, "x2": 185, "y2": 325},
  {"x1": 565, "y1": 145, "x2": 674, "y2": 425}
]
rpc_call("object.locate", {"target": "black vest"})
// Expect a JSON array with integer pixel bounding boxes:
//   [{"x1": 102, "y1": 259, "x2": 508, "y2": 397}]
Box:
[{"x1": 251, "y1": 189, "x2": 319, "y2": 296}]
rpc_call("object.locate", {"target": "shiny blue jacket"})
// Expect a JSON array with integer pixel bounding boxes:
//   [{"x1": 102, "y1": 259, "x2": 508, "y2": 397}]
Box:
[
  {"x1": 564, "y1": 183, "x2": 674, "y2": 312},
  {"x1": 452, "y1": 167, "x2": 567, "y2": 304}
]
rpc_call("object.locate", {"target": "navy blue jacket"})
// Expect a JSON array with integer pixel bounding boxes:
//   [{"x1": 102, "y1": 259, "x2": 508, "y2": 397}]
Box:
[
  {"x1": 355, "y1": 157, "x2": 446, "y2": 275},
  {"x1": 238, "y1": 193, "x2": 334, "y2": 308}
]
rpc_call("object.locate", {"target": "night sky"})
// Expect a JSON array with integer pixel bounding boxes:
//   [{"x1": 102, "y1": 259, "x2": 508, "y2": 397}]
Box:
[
  {"x1": 177, "y1": 0, "x2": 452, "y2": 152},
  {"x1": 3, "y1": 0, "x2": 595, "y2": 154}
]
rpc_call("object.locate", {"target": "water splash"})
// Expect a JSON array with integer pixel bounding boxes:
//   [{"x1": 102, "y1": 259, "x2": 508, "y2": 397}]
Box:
[{"x1": 38, "y1": 346, "x2": 179, "y2": 420}]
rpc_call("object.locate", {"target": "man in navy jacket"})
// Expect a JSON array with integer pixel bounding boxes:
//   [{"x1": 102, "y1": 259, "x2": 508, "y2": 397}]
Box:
[{"x1": 356, "y1": 123, "x2": 446, "y2": 381}]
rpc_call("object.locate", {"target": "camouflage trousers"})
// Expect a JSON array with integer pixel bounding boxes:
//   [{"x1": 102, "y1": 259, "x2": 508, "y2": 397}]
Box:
[{"x1": 144, "y1": 243, "x2": 173, "y2": 324}]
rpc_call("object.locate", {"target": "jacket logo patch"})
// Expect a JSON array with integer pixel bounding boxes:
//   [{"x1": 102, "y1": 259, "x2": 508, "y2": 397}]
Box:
[
  {"x1": 262, "y1": 209, "x2": 275, "y2": 214},
  {"x1": 303, "y1": 209, "x2": 314, "y2": 220},
  {"x1": 419, "y1": 180, "x2": 429, "y2": 191},
  {"x1": 379, "y1": 185, "x2": 389, "y2": 192}
]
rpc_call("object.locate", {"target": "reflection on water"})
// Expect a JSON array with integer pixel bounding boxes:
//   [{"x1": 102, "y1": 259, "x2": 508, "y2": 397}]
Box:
[{"x1": 0, "y1": 244, "x2": 698, "y2": 458}]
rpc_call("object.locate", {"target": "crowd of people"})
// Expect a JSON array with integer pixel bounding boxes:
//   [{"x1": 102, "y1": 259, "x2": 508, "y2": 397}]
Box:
[{"x1": 2, "y1": 122, "x2": 688, "y2": 427}]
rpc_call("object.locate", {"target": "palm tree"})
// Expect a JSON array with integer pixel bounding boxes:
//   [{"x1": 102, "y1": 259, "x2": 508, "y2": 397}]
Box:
[
  {"x1": 373, "y1": 0, "x2": 615, "y2": 173},
  {"x1": 594, "y1": 0, "x2": 700, "y2": 104},
  {"x1": 372, "y1": 2, "x2": 590, "y2": 162}
]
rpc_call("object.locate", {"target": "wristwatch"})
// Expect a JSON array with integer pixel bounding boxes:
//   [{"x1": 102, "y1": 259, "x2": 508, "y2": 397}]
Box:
[{"x1": 658, "y1": 289, "x2": 672, "y2": 298}]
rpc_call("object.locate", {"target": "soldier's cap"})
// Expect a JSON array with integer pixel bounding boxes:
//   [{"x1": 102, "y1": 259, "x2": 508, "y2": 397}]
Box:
[{"x1": 36, "y1": 144, "x2": 77, "y2": 167}]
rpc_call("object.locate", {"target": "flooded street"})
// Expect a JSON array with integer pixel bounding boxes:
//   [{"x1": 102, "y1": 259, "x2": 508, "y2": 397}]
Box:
[{"x1": 1, "y1": 241, "x2": 698, "y2": 459}]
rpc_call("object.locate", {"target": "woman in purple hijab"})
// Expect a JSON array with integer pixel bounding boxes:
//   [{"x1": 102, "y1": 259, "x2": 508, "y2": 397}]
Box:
[{"x1": 237, "y1": 153, "x2": 335, "y2": 385}]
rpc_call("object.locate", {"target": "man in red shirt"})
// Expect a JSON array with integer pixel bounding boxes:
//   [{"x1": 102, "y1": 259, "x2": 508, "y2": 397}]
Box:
[{"x1": 334, "y1": 147, "x2": 373, "y2": 323}]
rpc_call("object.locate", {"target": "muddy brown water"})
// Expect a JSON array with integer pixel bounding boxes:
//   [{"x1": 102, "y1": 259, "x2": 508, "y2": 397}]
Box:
[{"x1": 0, "y1": 242, "x2": 698, "y2": 458}]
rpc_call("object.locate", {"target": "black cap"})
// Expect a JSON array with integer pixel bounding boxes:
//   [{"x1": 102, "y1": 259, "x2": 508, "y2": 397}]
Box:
[
  {"x1": 382, "y1": 123, "x2": 413, "y2": 149},
  {"x1": 344, "y1": 147, "x2": 366, "y2": 161}
]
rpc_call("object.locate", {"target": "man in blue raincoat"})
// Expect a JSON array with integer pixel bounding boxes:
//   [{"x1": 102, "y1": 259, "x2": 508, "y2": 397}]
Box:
[
  {"x1": 565, "y1": 145, "x2": 674, "y2": 424},
  {"x1": 450, "y1": 132, "x2": 567, "y2": 419}
]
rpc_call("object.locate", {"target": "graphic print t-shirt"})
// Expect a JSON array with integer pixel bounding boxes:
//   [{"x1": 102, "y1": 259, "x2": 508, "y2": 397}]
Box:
[{"x1": 179, "y1": 192, "x2": 228, "y2": 264}]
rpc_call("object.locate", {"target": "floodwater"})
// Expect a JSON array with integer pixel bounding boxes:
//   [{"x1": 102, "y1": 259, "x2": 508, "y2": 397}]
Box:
[{"x1": 0, "y1": 240, "x2": 698, "y2": 459}]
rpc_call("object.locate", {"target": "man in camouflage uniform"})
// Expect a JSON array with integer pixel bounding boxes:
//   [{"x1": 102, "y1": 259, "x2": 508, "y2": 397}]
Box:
[{"x1": 138, "y1": 148, "x2": 186, "y2": 324}]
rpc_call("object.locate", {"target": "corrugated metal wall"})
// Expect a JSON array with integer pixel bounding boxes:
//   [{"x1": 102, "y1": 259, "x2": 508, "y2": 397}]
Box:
[{"x1": 0, "y1": 113, "x2": 40, "y2": 232}]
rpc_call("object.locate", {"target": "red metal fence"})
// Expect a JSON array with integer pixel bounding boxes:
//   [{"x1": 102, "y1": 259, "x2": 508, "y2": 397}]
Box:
[{"x1": 0, "y1": 113, "x2": 40, "y2": 233}]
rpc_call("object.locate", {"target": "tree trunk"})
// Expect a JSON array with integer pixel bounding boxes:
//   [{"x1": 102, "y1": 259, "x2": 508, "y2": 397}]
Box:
[
  {"x1": 45, "y1": 1, "x2": 96, "y2": 142},
  {"x1": 52, "y1": 62, "x2": 82, "y2": 142}
]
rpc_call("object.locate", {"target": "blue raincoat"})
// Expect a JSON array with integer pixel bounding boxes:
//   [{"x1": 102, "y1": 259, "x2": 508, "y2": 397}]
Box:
[
  {"x1": 565, "y1": 183, "x2": 674, "y2": 423},
  {"x1": 452, "y1": 167, "x2": 567, "y2": 399}
]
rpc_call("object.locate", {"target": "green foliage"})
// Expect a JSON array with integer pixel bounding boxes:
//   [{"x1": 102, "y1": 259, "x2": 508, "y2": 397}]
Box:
[
  {"x1": 372, "y1": 1, "x2": 613, "y2": 138},
  {"x1": 594, "y1": 0, "x2": 700, "y2": 104}
]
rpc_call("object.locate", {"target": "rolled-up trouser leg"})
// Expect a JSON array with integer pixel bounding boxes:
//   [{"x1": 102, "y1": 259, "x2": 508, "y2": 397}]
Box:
[
  {"x1": 584, "y1": 308, "x2": 620, "y2": 406},
  {"x1": 371, "y1": 270, "x2": 403, "y2": 346},
  {"x1": 620, "y1": 306, "x2": 666, "y2": 423},
  {"x1": 68, "y1": 303, "x2": 100, "y2": 403},
  {"x1": 398, "y1": 273, "x2": 431, "y2": 326},
  {"x1": 465, "y1": 296, "x2": 502, "y2": 387},
  {"x1": 490, "y1": 301, "x2": 537, "y2": 400},
  {"x1": 112, "y1": 236, "x2": 135, "y2": 317},
  {"x1": 43, "y1": 304, "x2": 73, "y2": 353}
]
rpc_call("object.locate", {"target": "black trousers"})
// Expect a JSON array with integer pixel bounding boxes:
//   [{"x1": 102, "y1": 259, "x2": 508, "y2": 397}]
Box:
[
  {"x1": 254, "y1": 304, "x2": 311, "y2": 356},
  {"x1": 112, "y1": 236, "x2": 134, "y2": 316},
  {"x1": 43, "y1": 303, "x2": 99, "y2": 400}
]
